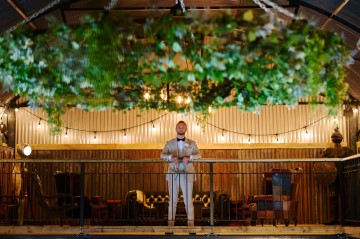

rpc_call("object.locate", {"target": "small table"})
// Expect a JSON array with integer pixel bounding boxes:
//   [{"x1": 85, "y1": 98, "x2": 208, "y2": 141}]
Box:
[{"x1": 106, "y1": 199, "x2": 122, "y2": 224}]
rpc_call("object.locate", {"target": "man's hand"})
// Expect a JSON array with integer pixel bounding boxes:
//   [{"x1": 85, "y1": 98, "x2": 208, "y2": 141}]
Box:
[
  {"x1": 171, "y1": 155, "x2": 178, "y2": 164},
  {"x1": 182, "y1": 156, "x2": 190, "y2": 164}
]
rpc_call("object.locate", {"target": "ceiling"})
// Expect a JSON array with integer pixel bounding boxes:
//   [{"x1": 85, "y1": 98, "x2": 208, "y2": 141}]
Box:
[{"x1": 0, "y1": 0, "x2": 359, "y2": 108}]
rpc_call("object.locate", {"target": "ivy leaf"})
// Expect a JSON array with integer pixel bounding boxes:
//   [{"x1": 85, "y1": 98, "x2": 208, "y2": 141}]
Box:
[
  {"x1": 172, "y1": 41, "x2": 182, "y2": 53},
  {"x1": 243, "y1": 10, "x2": 254, "y2": 22},
  {"x1": 246, "y1": 83, "x2": 254, "y2": 92},
  {"x1": 247, "y1": 30, "x2": 256, "y2": 42}
]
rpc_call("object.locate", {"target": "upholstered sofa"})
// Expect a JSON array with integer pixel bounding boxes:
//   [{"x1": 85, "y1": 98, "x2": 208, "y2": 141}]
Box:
[{"x1": 124, "y1": 190, "x2": 230, "y2": 225}]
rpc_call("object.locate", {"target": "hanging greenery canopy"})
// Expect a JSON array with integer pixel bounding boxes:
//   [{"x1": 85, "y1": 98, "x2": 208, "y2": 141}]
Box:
[{"x1": 0, "y1": 10, "x2": 351, "y2": 132}]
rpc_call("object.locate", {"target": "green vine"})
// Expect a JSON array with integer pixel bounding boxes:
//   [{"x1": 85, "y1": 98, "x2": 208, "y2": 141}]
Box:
[{"x1": 0, "y1": 10, "x2": 351, "y2": 132}]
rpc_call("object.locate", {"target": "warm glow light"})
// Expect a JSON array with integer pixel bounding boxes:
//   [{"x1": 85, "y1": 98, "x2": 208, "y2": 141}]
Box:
[
  {"x1": 185, "y1": 97, "x2": 191, "y2": 104},
  {"x1": 15, "y1": 108, "x2": 19, "y2": 112},
  {"x1": 177, "y1": 96, "x2": 183, "y2": 104},
  {"x1": 302, "y1": 131, "x2": 311, "y2": 140},
  {"x1": 17, "y1": 144, "x2": 32, "y2": 157},
  {"x1": 160, "y1": 91, "x2": 167, "y2": 101},
  {"x1": 208, "y1": 106, "x2": 212, "y2": 113},
  {"x1": 144, "y1": 92, "x2": 150, "y2": 100},
  {"x1": 354, "y1": 108, "x2": 358, "y2": 113}
]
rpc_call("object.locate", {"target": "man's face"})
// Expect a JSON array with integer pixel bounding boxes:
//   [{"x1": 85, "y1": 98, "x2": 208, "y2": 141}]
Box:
[{"x1": 176, "y1": 123, "x2": 187, "y2": 136}]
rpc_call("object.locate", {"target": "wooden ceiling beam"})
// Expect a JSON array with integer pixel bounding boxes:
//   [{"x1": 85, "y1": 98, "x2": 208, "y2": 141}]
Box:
[{"x1": 6, "y1": 0, "x2": 37, "y2": 29}]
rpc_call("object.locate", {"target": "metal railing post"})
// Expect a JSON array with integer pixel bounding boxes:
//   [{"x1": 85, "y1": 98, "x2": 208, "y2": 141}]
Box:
[
  {"x1": 79, "y1": 162, "x2": 85, "y2": 232},
  {"x1": 338, "y1": 161, "x2": 345, "y2": 225},
  {"x1": 209, "y1": 162, "x2": 214, "y2": 226}
]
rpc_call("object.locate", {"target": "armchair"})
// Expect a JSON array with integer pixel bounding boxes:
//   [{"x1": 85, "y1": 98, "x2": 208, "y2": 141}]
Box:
[
  {"x1": 249, "y1": 167, "x2": 303, "y2": 226},
  {"x1": 193, "y1": 191, "x2": 230, "y2": 225},
  {"x1": 124, "y1": 190, "x2": 168, "y2": 225},
  {"x1": 0, "y1": 194, "x2": 19, "y2": 225},
  {"x1": 30, "y1": 171, "x2": 78, "y2": 225},
  {"x1": 54, "y1": 171, "x2": 99, "y2": 219}
]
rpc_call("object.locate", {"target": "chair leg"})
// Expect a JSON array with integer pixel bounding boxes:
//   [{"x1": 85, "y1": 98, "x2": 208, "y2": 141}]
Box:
[{"x1": 284, "y1": 219, "x2": 290, "y2": 226}]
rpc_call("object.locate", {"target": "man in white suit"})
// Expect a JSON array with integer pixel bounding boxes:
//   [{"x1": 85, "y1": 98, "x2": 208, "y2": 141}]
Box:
[{"x1": 160, "y1": 121, "x2": 201, "y2": 227}]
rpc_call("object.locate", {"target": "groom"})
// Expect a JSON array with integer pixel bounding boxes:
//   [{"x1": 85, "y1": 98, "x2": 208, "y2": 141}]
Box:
[{"x1": 160, "y1": 121, "x2": 201, "y2": 227}]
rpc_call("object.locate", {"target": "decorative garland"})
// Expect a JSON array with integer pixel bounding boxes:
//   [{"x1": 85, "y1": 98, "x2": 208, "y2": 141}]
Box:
[
  {"x1": 0, "y1": 10, "x2": 351, "y2": 133},
  {"x1": 22, "y1": 107, "x2": 337, "y2": 141}
]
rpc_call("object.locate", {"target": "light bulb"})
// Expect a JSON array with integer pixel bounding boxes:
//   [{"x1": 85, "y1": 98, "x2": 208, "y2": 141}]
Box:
[
  {"x1": 144, "y1": 92, "x2": 150, "y2": 100},
  {"x1": 177, "y1": 96, "x2": 183, "y2": 104}
]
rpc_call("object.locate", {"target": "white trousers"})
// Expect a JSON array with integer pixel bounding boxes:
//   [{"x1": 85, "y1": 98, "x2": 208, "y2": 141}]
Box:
[{"x1": 167, "y1": 173, "x2": 194, "y2": 222}]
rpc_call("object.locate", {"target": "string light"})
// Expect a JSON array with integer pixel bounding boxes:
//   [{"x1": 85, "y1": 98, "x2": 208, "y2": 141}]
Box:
[
  {"x1": 333, "y1": 117, "x2": 338, "y2": 126},
  {"x1": 22, "y1": 106, "x2": 342, "y2": 142},
  {"x1": 93, "y1": 131, "x2": 97, "y2": 141},
  {"x1": 65, "y1": 127, "x2": 68, "y2": 137},
  {"x1": 177, "y1": 95, "x2": 183, "y2": 104},
  {"x1": 160, "y1": 90, "x2": 167, "y2": 101},
  {"x1": 221, "y1": 129, "x2": 225, "y2": 137},
  {"x1": 15, "y1": 108, "x2": 19, "y2": 112},
  {"x1": 144, "y1": 92, "x2": 150, "y2": 100}
]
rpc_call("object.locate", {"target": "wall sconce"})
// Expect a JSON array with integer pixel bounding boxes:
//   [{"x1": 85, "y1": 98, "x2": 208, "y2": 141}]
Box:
[{"x1": 17, "y1": 143, "x2": 32, "y2": 158}]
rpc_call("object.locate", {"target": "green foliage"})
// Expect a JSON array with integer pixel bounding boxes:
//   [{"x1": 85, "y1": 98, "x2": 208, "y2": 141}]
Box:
[{"x1": 0, "y1": 10, "x2": 350, "y2": 132}]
